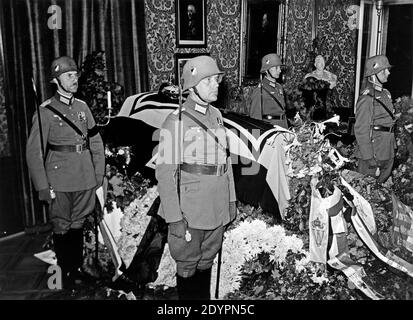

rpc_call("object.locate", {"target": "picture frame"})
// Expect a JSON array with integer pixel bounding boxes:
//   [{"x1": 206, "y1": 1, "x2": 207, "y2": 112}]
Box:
[
  {"x1": 240, "y1": 0, "x2": 285, "y2": 82},
  {"x1": 176, "y1": 0, "x2": 207, "y2": 48},
  {"x1": 175, "y1": 52, "x2": 209, "y2": 86}
]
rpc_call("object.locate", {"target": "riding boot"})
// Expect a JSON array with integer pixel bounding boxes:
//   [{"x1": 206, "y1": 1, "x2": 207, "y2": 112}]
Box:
[
  {"x1": 52, "y1": 232, "x2": 73, "y2": 289},
  {"x1": 196, "y1": 268, "x2": 212, "y2": 300},
  {"x1": 67, "y1": 228, "x2": 92, "y2": 286},
  {"x1": 176, "y1": 273, "x2": 197, "y2": 300}
]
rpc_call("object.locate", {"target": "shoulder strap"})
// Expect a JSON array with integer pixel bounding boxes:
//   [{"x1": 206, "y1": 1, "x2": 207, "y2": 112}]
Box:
[
  {"x1": 366, "y1": 94, "x2": 395, "y2": 120},
  {"x1": 262, "y1": 86, "x2": 285, "y2": 111},
  {"x1": 44, "y1": 105, "x2": 86, "y2": 138},
  {"x1": 181, "y1": 110, "x2": 226, "y2": 151}
]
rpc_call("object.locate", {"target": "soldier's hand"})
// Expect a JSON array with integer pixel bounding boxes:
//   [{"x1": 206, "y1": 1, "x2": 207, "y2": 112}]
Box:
[
  {"x1": 38, "y1": 188, "x2": 52, "y2": 204},
  {"x1": 367, "y1": 158, "x2": 378, "y2": 168},
  {"x1": 229, "y1": 201, "x2": 237, "y2": 223},
  {"x1": 169, "y1": 219, "x2": 187, "y2": 239}
]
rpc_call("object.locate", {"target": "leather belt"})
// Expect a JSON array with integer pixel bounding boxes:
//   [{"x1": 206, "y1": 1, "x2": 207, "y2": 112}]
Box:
[
  {"x1": 181, "y1": 162, "x2": 227, "y2": 176},
  {"x1": 263, "y1": 114, "x2": 285, "y2": 120},
  {"x1": 48, "y1": 143, "x2": 89, "y2": 153},
  {"x1": 372, "y1": 125, "x2": 394, "y2": 133}
]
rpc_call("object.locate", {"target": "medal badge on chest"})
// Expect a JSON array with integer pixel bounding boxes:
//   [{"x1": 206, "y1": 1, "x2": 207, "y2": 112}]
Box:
[{"x1": 77, "y1": 111, "x2": 86, "y2": 122}]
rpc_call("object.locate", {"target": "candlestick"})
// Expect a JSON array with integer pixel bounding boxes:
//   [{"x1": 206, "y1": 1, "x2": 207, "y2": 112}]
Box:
[{"x1": 107, "y1": 91, "x2": 112, "y2": 110}]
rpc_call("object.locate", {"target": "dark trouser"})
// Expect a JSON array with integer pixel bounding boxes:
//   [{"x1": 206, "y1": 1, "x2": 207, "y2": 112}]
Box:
[
  {"x1": 357, "y1": 158, "x2": 394, "y2": 184},
  {"x1": 49, "y1": 188, "x2": 96, "y2": 234},
  {"x1": 168, "y1": 225, "x2": 224, "y2": 300},
  {"x1": 49, "y1": 188, "x2": 95, "y2": 289}
]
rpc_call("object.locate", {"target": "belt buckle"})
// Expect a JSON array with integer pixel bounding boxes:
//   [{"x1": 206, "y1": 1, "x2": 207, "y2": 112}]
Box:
[{"x1": 75, "y1": 144, "x2": 83, "y2": 153}]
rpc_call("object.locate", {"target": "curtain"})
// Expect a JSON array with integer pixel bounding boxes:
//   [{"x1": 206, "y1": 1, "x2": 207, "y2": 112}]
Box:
[{"x1": 0, "y1": 0, "x2": 148, "y2": 229}]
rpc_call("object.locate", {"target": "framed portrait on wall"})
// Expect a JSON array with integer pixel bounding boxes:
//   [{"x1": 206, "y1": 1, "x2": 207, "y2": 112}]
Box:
[
  {"x1": 175, "y1": 52, "x2": 209, "y2": 85},
  {"x1": 176, "y1": 0, "x2": 207, "y2": 48},
  {"x1": 240, "y1": 0, "x2": 283, "y2": 81}
]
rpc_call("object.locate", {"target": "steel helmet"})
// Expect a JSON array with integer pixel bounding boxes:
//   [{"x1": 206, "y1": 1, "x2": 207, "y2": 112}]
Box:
[
  {"x1": 50, "y1": 56, "x2": 79, "y2": 82},
  {"x1": 260, "y1": 53, "x2": 283, "y2": 73},
  {"x1": 364, "y1": 54, "x2": 392, "y2": 77},
  {"x1": 181, "y1": 55, "x2": 224, "y2": 91}
]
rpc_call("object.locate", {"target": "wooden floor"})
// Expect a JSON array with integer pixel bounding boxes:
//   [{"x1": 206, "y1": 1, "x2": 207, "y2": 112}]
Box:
[{"x1": 0, "y1": 232, "x2": 55, "y2": 300}]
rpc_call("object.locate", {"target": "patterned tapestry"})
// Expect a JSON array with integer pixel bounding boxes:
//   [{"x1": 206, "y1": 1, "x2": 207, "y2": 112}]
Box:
[
  {"x1": 316, "y1": 0, "x2": 358, "y2": 109},
  {"x1": 0, "y1": 55, "x2": 10, "y2": 157},
  {"x1": 284, "y1": 0, "x2": 358, "y2": 110},
  {"x1": 284, "y1": 0, "x2": 314, "y2": 94},
  {"x1": 144, "y1": 0, "x2": 241, "y2": 93}
]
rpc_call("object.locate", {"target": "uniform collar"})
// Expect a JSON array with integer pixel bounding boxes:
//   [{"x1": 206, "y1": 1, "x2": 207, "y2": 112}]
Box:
[
  {"x1": 186, "y1": 96, "x2": 209, "y2": 115},
  {"x1": 55, "y1": 90, "x2": 74, "y2": 105},
  {"x1": 263, "y1": 76, "x2": 277, "y2": 87},
  {"x1": 367, "y1": 79, "x2": 383, "y2": 92}
]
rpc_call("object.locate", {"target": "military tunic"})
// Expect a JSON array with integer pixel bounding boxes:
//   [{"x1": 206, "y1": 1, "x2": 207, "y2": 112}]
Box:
[
  {"x1": 354, "y1": 81, "x2": 396, "y2": 182},
  {"x1": 26, "y1": 91, "x2": 105, "y2": 232},
  {"x1": 155, "y1": 96, "x2": 236, "y2": 277},
  {"x1": 249, "y1": 77, "x2": 288, "y2": 128},
  {"x1": 156, "y1": 96, "x2": 236, "y2": 229}
]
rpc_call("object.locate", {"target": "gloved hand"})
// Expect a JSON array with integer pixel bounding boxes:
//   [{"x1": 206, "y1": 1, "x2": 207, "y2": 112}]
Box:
[
  {"x1": 38, "y1": 188, "x2": 52, "y2": 204},
  {"x1": 229, "y1": 201, "x2": 237, "y2": 223},
  {"x1": 367, "y1": 158, "x2": 378, "y2": 168},
  {"x1": 96, "y1": 175, "x2": 104, "y2": 187},
  {"x1": 169, "y1": 218, "x2": 187, "y2": 239}
]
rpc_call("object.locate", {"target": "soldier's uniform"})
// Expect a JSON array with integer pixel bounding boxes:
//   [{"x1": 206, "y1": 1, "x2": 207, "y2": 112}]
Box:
[
  {"x1": 156, "y1": 55, "x2": 236, "y2": 300},
  {"x1": 248, "y1": 53, "x2": 288, "y2": 128},
  {"x1": 26, "y1": 91, "x2": 105, "y2": 231},
  {"x1": 249, "y1": 77, "x2": 288, "y2": 128},
  {"x1": 26, "y1": 56, "x2": 105, "y2": 288},
  {"x1": 354, "y1": 55, "x2": 396, "y2": 183}
]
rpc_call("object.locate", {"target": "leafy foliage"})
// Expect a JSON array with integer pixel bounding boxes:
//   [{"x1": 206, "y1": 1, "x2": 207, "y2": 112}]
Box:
[
  {"x1": 105, "y1": 146, "x2": 152, "y2": 212},
  {"x1": 78, "y1": 51, "x2": 124, "y2": 125}
]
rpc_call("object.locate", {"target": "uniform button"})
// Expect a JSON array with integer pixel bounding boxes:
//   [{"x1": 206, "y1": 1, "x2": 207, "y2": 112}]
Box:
[
  {"x1": 54, "y1": 165, "x2": 58, "y2": 169},
  {"x1": 59, "y1": 123, "x2": 63, "y2": 126}
]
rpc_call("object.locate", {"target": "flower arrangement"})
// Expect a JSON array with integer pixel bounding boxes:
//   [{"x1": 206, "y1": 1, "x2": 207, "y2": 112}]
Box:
[
  {"x1": 117, "y1": 186, "x2": 158, "y2": 267},
  {"x1": 105, "y1": 145, "x2": 152, "y2": 212},
  {"x1": 210, "y1": 219, "x2": 304, "y2": 299},
  {"x1": 283, "y1": 115, "x2": 349, "y2": 235},
  {"x1": 228, "y1": 249, "x2": 360, "y2": 300}
]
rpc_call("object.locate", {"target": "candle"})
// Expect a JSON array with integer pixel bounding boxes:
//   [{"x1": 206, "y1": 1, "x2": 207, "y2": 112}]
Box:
[{"x1": 107, "y1": 91, "x2": 112, "y2": 110}]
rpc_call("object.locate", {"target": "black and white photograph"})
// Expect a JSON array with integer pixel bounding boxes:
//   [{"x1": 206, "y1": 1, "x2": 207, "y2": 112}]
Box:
[{"x1": 0, "y1": 0, "x2": 413, "y2": 308}]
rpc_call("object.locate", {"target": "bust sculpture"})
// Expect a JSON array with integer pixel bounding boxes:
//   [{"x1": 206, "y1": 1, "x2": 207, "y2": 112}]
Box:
[
  {"x1": 304, "y1": 55, "x2": 337, "y2": 89},
  {"x1": 301, "y1": 55, "x2": 337, "y2": 120}
]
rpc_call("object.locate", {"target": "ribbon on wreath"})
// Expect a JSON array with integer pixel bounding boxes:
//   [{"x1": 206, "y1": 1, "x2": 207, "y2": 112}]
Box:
[
  {"x1": 341, "y1": 177, "x2": 413, "y2": 278},
  {"x1": 391, "y1": 192, "x2": 413, "y2": 254},
  {"x1": 309, "y1": 178, "x2": 382, "y2": 299}
]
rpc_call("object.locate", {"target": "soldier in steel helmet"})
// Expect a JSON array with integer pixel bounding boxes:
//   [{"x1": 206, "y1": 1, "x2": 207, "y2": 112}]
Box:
[
  {"x1": 354, "y1": 54, "x2": 396, "y2": 183},
  {"x1": 26, "y1": 56, "x2": 105, "y2": 289},
  {"x1": 155, "y1": 55, "x2": 237, "y2": 300},
  {"x1": 248, "y1": 53, "x2": 288, "y2": 128}
]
